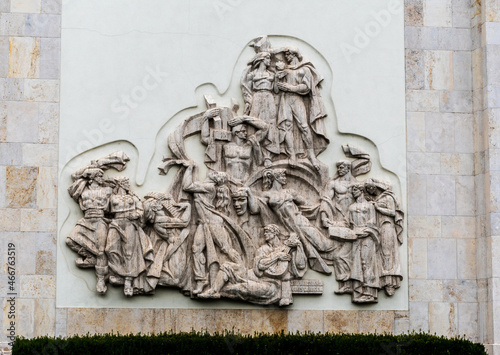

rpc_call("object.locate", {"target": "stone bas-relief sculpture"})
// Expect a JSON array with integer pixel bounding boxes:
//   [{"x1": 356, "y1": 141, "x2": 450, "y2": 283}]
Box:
[{"x1": 66, "y1": 36, "x2": 404, "y2": 306}]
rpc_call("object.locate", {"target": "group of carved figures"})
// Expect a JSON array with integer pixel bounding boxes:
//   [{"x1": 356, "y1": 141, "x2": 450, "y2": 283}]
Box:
[{"x1": 66, "y1": 36, "x2": 404, "y2": 306}]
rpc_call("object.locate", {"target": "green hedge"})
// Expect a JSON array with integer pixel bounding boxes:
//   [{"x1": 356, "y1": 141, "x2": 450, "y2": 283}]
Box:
[{"x1": 12, "y1": 331, "x2": 486, "y2": 355}]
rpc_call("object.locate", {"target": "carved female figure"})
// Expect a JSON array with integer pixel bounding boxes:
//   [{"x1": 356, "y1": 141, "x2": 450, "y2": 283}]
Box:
[
  {"x1": 348, "y1": 183, "x2": 380, "y2": 303},
  {"x1": 365, "y1": 178, "x2": 404, "y2": 296},
  {"x1": 105, "y1": 177, "x2": 153, "y2": 296},
  {"x1": 260, "y1": 168, "x2": 334, "y2": 274},
  {"x1": 241, "y1": 51, "x2": 279, "y2": 167}
]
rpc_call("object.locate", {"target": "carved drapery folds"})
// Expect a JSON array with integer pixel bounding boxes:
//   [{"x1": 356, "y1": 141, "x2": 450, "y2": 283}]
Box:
[{"x1": 66, "y1": 36, "x2": 404, "y2": 306}]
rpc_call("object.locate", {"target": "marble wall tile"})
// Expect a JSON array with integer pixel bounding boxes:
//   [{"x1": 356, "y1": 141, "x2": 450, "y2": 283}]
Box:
[
  {"x1": 426, "y1": 175, "x2": 456, "y2": 215},
  {"x1": 406, "y1": 89, "x2": 440, "y2": 111},
  {"x1": 0, "y1": 78, "x2": 24, "y2": 100},
  {"x1": 0, "y1": 37, "x2": 9, "y2": 78},
  {"x1": 55, "y1": 308, "x2": 67, "y2": 338},
  {"x1": 20, "y1": 208, "x2": 56, "y2": 232},
  {"x1": 408, "y1": 174, "x2": 427, "y2": 215},
  {"x1": 451, "y1": 0, "x2": 472, "y2": 28},
  {"x1": 24, "y1": 13, "x2": 60, "y2": 37},
  {"x1": 437, "y1": 28, "x2": 472, "y2": 50},
  {"x1": 0, "y1": 166, "x2": 5, "y2": 208},
  {"x1": 39, "y1": 38, "x2": 59, "y2": 79},
  {"x1": 409, "y1": 238, "x2": 428, "y2": 279},
  {"x1": 41, "y1": 0, "x2": 60, "y2": 14},
  {"x1": 174, "y1": 309, "x2": 215, "y2": 333},
  {"x1": 424, "y1": 0, "x2": 452, "y2": 27},
  {"x1": 456, "y1": 175, "x2": 476, "y2": 215},
  {"x1": 443, "y1": 280, "x2": 478, "y2": 302},
  {"x1": 36, "y1": 166, "x2": 56, "y2": 209},
  {"x1": 5, "y1": 166, "x2": 37, "y2": 208},
  {"x1": 11, "y1": 0, "x2": 41, "y2": 13},
  {"x1": 358, "y1": 311, "x2": 394, "y2": 334},
  {"x1": 23, "y1": 79, "x2": 59, "y2": 102},
  {"x1": 424, "y1": 50, "x2": 453, "y2": 90},
  {"x1": 407, "y1": 111, "x2": 426, "y2": 151},
  {"x1": 151, "y1": 309, "x2": 175, "y2": 334},
  {"x1": 287, "y1": 310, "x2": 323, "y2": 333},
  {"x1": 250, "y1": 309, "x2": 287, "y2": 334},
  {"x1": 429, "y1": 302, "x2": 457, "y2": 337},
  {"x1": 0, "y1": 209, "x2": 20, "y2": 231},
  {"x1": 8, "y1": 37, "x2": 39, "y2": 79},
  {"x1": 0, "y1": 143, "x2": 21, "y2": 165},
  {"x1": 103, "y1": 309, "x2": 147, "y2": 335},
  {"x1": 454, "y1": 113, "x2": 474, "y2": 153},
  {"x1": 409, "y1": 302, "x2": 429, "y2": 332},
  {"x1": 34, "y1": 298, "x2": 55, "y2": 337},
  {"x1": 324, "y1": 310, "x2": 358, "y2": 334},
  {"x1": 485, "y1": 22, "x2": 500, "y2": 45},
  {"x1": 408, "y1": 216, "x2": 441, "y2": 238},
  {"x1": 453, "y1": 51, "x2": 472, "y2": 91},
  {"x1": 425, "y1": 112, "x2": 455, "y2": 152},
  {"x1": 0, "y1": 13, "x2": 25, "y2": 36},
  {"x1": 405, "y1": 0, "x2": 424, "y2": 26},
  {"x1": 440, "y1": 90, "x2": 473, "y2": 113},
  {"x1": 472, "y1": 48, "x2": 484, "y2": 90},
  {"x1": 440, "y1": 153, "x2": 474, "y2": 175},
  {"x1": 215, "y1": 310, "x2": 253, "y2": 335},
  {"x1": 6, "y1": 101, "x2": 38, "y2": 143},
  {"x1": 441, "y1": 216, "x2": 476, "y2": 238},
  {"x1": 428, "y1": 238, "x2": 457, "y2": 279},
  {"x1": 22, "y1": 143, "x2": 57, "y2": 166},
  {"x1": 38, "y1": 102, "x2": 58, "y2": 143},
  {"x1": 19, "y1": 274, "x2": 55, "y2": 298},
  {"x1": 66, "y1": 308, "x2": 104, "y2": 336},
  {"x1": 406, "y1": 49, "x2": 425, "y2": 90},
  {"x1": 407, "y1": 152, "x2": 441, "y2": 174}
]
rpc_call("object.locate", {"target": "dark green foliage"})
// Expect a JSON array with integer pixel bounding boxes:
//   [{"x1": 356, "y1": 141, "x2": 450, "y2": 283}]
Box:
[{"x1": 12, "y1": 331, "x2": 486, "y2": 355}]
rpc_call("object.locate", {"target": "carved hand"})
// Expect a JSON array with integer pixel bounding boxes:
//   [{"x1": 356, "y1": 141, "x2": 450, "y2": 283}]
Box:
[
  {"x1": 203, "y1": 108, "x2": 220, "y2": 119},
  {"x1": 228, "y1": 116, "x2": 244, "y2": 126}
]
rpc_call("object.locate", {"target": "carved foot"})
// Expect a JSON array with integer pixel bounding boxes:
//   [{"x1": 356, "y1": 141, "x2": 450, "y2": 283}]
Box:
[
  {"x1": 334, "y1": 285, "x2": 353, "y2": 295},
  {"x1": 193, "y1": 281, "x2": 208, "y2": 295},
  {"x1": 288, "y1": 156, "x2": 298, "y2": 168},
  {"x1": 309, "y1": 157, "x2": 321, "y2": 171},
  {"x1": 96, "y1": 277, "x2": 107, "y2": 294},
  {"x1": 278, "y1": 297, "x2": 293, "y2": 307},
  {"x1": 353, "y1": 295, "x2": 377, "y2": 303},
  {"x1": 384, "y1": 286, "x2": 395, "y2": 296},
  {"x1": 124, "y1": 278, "x2": 133, "y2": 297},
  {"x1": 75, "y1": 256, "x2": 96, "y2": 268},
  {"x1": 198, "y1": 289, "x2": 221, "y2": 299},
  {"x1": 109, "y1": 275, "x2": 124, "y2": 285}
]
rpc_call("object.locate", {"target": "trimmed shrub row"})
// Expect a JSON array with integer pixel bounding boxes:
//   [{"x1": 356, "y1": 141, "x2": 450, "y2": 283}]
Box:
[{"x1": 12, "y1": 331, "x2": 486, "y2": 355}]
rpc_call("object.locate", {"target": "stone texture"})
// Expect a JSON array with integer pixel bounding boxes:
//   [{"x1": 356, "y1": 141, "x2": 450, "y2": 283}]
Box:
[
  {"x1": 429, "y1": 302, "x2": 457, "y2": 337},
  {"x1": 425, "y1": 112, "x2": 455, "y2": 152},
  {"x1": 23, "y1": 79, "x2": 58, "y2": 102},
  {"x1": 453, "y1": 51, "x2": 472, "y2": 90},
  {"x1": 22, "y1": 143, "x2": 57, "y2": 166},
  {"x1": 409, "y1": 302, "x2": 429, "y2": 332},
  {"x1": 215, "y1": 310, "x2": 253, "y2": 335},
  {"x1": 34, "y1": 298, "x2": 55, "y2": 337},
  {"x1": 41, "y1": 0, "x2": 60, "y2": 14},
  {"x1": 409, "y1": 238, "x2": 427, "y2": 278},
  {"x1": 24, "y1": 13, "x2": 60, "y2": 37},
  {"x1": 406, "y1": 50, "x2": 425, "y2": 90},
  {"x1": 0, "y1": 37, "x2": 9, "y2": 78},
  {"x1": 0, "y1": 78, "x2": 24, "y2": 100},
  {"x1": 323, "y1": 310, "x2": 358, "y2": 333},
  {"x1": 19, "y1": 275, "x2": 55, "y2": 298},
  {"x1": 151, "y1": 309, "x2": 175, "y2": 334},
  {"x1": 428, "y1": 238, "x2": 457, "y2": 279},
  {"x1": 405, "y1": 0, "x2": 424, "y2": 26},
  {"x1": 406, "y1": 89, "x2": 440, "y2": 111},
  {"x1": 441, "y1": 216, "x2": 476, "y2": 238},
  {"x1": 408, "y1": 215, "x2": 441, "y2": 238},
  {"x1": 36, "y1": 166, "x2": 56, "y2": 209},
  {"x1": 408, "y1": 174, "x2": 427, "y2": 215},
  {"x1": 66, "y1": 309, "x2": 104, "y2": 336},
  {"x1": 38, "y1": 102, "x2": 58, "y2": 143},
  {"x1": 39, "y1": 38, "x2": 59, "y2": 79},
  {"x1": 440, "y1": 153, "x2": 474, "y2": 175},
  {"x1": 358, "y1": 311, "x2": 394, "y2": 334},
  {"x1": 424, "y1": 0, "x2": 452, "y2": 27},
  {"x1": 8, "y1": 37, "x2": 39, "y2": 78},
  {"x1": 0, "y1": 13, "x2": 26, "y2": 36},
  {"x1": 20, "y1": 208, "x2": 56, "y2": 231},
  {"x1": 55, "y1": 308, "x2": 67, "y2": 337},
  {"x1": 426, "y1": 175, "x2": 456, "y2": 215},
  {"x1": 0, "y1": 209, "x2": 20, "y2": 231},
  {"x1": 287, "y1": 310, "x2": 323, "y2": 333},
  {"x1": 440, "y1": 90, "x2": 473, "y2": 113},
  {"x1": 6, "y1": 101, "x2": 38, "y2": 143},
  {"x1": 407, "y1": 111, "x2": 426, "y2": 151},
  {"x1": 250, "y1": 310, "x2": 287, "y2": 334},
  {"x1": 5, "y1": 166, "x2": 37, "y2": 208},
  {"x1": 175, "y1": 309, "x2": 215, "y2": 333},
  {"x1": 103, "y1": 309, "x2": 148, "y2": 335},
  {"x1": 425, "y1": 50, "x2": 453, "y2": 90},
  {"x1": 443, "y1": 280, "x2": 478, "y2": 302},
  {"x1": 410, "y1": 280, "x2": 444, "y2": 302},
  {"x1": 408, "y1": 152, "x2": 441, "y2": 174},
  {"x1": 452, "y1": 0, "x2": 472, "y2": 28},
  {"x1": 456, "y1": 175, "x2": 476, "y2": 215},
  {"x1": 11, "y1": 0, "x2": 41, "y2": 13}
]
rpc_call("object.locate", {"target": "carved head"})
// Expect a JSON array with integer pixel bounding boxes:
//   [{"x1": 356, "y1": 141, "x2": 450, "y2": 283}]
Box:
[
  {"x1": 113, "y1": 176, "x2": 130, "y2": 192},
  {"x1": 336, "y1": 160, "x2": 351, "y2": 177},
  {"x1": 208, "y1": 171, "x2": 227, "y2": 186},
  {"x1": 351, "y1": 183, "x2": 364, "y2": 199},
  {"x1": 263, "y1": 168, "x2": 287, "y2": 190},
  {"x1": 365, "y1": 178, "x2": 391, "y2": 195},
  {"x1": 83, "y1": 167, "x2": 104, "y2": 184},
  {"x1": 284, "y1": 47, "x2": 302, "y2": 62},
  {"x1": 249, "y1": 51, "x2": 271, "y2": 68},
  {"x1": 264, "y1": 224, "x2": 280, "y2": 241},
  {"x1": 232, "y1": 188, "x2": 248, "y2": 216},
  {"x1": 232, "y1": 124, "x2": 247, "y2": 140}
]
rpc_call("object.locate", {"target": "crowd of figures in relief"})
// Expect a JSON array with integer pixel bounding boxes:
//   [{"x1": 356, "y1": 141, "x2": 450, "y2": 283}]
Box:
[{"x1": 65, "y1": 36, "x2": 404, "y2": 306}]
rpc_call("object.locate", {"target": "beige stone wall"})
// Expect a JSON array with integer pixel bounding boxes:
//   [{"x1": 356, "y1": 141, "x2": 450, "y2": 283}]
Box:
[{"x1": 0, "y1": 0, "x2": 499, "y2": 352}]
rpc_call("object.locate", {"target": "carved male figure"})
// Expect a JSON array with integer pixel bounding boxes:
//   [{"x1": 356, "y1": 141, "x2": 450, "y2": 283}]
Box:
[
  {"x1": 182, "y1": 163, "x2": 243, "y2": 295},
  {"x1": 231, "y1": 187, "x2": 262, "y2": 246},
  {"x1": 320, "y1": 160, "x2": 357, "y2": 294},
  {"x1": 275, "y1": 47, "x2": 329, "y2": 170},
  {"x1": 224, "y1": 115, "x2": 268, "y2": 183},
  {"x1": 143, "y1": 192, "x2": 192, "y2": 290},
  {"x1": 66, "y1": 167, "x2": 113, "y2": 294}
]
